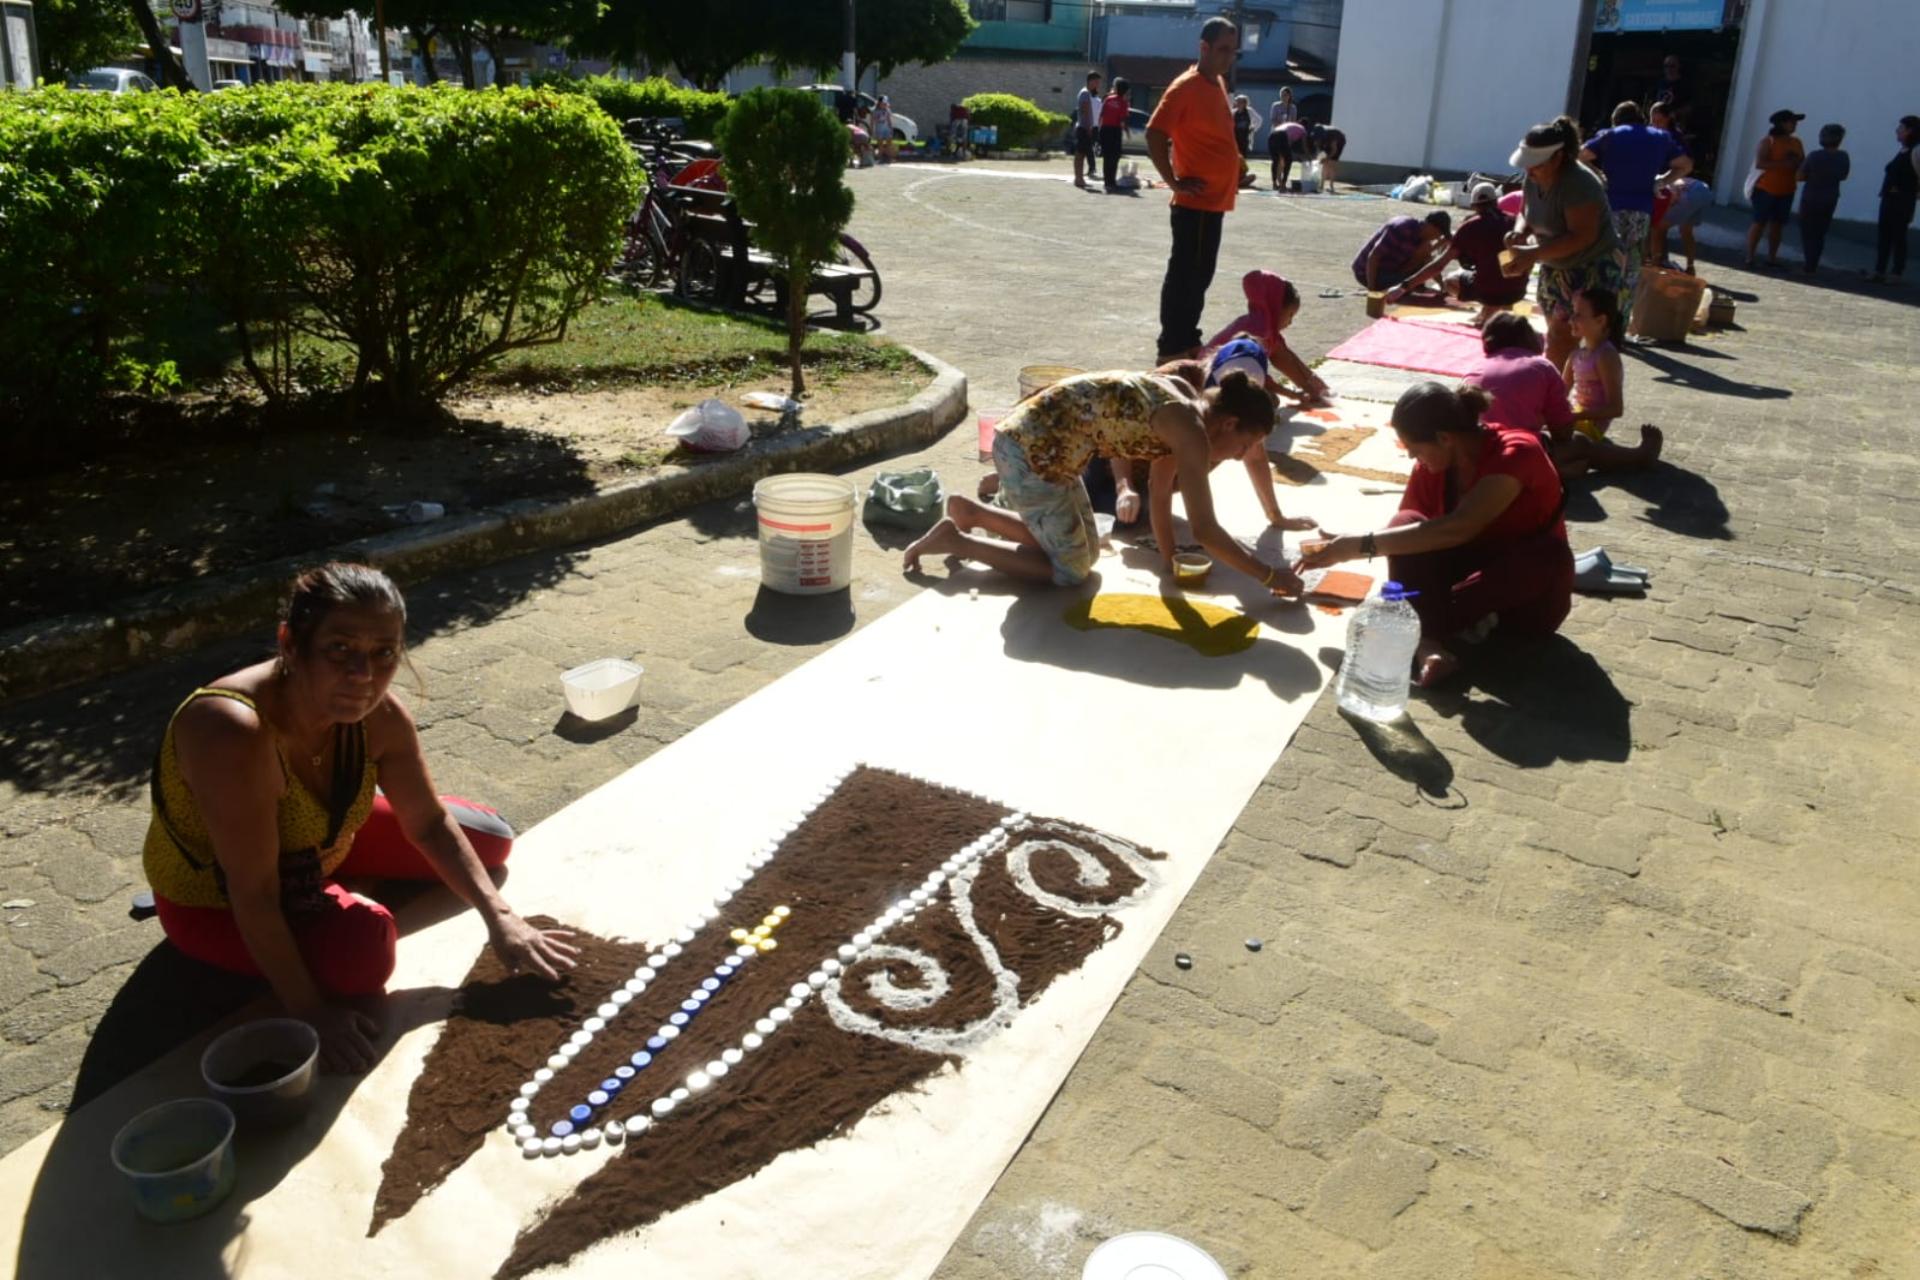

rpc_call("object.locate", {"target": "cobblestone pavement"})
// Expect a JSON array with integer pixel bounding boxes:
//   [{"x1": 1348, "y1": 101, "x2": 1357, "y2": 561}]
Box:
[{"x1": 4, "y1": 159, "x2": 1917, "y2": 1278}]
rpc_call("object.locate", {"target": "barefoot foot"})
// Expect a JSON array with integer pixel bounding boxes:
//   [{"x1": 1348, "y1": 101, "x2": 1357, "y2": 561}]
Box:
[
  {"x1": 903, "y1": 519, "x2": 965, "y2": 574},
  {"x1": 1413, "y1": 639, "x2": 1461, "y2": 688},
  {"x1": 1637, "y1": 423, "x2": 1664, "y2": 467}
]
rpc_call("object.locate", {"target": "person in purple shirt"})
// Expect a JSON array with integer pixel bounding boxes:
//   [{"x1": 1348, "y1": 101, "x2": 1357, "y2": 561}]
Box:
[
  {"x1": 1352, "y1": 210, "x2": 1452, "y2": 293},
  {"x1": 1582, "y1": 101, "x2": 1691, "y2": 322}
]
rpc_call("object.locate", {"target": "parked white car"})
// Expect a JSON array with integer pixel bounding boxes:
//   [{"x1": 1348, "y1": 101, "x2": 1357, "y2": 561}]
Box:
[
  {"x1": 799, "y1": 85, "x2": 917, "y2": 143},
  {"x1": 68, "y1": 67, "x2": 158, "y2": 94}
]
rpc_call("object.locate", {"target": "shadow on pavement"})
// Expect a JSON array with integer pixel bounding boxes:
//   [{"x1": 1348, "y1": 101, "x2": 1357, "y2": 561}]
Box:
[
  {"x1": 1421, "y1": 634, "x2": 1631, "y2": 767},
  {"x1": 1627, "y1": 343, "x2": 1792, "y2": 400},
  {"x1": 743, "y1": 585, "x2": 856, "y2": 645},
  {"x1": 1341, "y1": 707, "x2": 1457, "y2": 800},
  {"x1": 0, "y1": 550, "x2": 580, "y2": 800}
]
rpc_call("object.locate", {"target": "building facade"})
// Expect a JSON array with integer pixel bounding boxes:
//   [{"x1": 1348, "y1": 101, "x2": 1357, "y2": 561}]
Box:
[{"x1": 1334, "y1": 0, "x2": 1906, "y2": 224}]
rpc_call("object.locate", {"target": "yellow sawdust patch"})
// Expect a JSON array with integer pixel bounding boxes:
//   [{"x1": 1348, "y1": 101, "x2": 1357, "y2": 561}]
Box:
[{"x1": 1063, "y1": 593, "x2": 1259, "y2": 657}]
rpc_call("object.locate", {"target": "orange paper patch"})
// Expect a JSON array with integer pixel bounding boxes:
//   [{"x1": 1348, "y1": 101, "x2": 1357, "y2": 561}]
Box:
[{"x1": 1304, "y1": 571, "x2": 1374, "y2": 606}]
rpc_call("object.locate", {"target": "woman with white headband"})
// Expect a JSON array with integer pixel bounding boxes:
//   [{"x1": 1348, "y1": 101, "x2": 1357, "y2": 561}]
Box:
[{"x1": 1503, "y1": 116, "x2": 1627, "y2": 370}]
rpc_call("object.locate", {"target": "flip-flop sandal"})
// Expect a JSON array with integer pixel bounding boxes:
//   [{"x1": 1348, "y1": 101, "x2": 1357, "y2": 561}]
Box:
[
  {"x1": 1574, "y1": 561, "x2": 1649, "y2": 595},
  {"x1": 1318, "y1": 287, "x2": 1346, "y2": 298},
  {"x1": 1575, "y1": 547, "x2": 1651, "y2": 583}
]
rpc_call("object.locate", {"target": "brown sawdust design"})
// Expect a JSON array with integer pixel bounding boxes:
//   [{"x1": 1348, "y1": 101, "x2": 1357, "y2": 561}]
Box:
[
  {"x1": 362, "y1": 768, "x2": 1163, "y2": 1279},
  {"x1": 1272, "y1": 424, "x2": 1410, "y2": 487}
]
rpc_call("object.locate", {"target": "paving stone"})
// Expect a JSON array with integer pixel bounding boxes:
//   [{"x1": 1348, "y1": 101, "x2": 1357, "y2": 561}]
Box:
[
  {"x1": 1434, "y1": 1005, "x2": 1534, "y2": 1073},
  {"x1": 1306, "y1": 1131, "x2": 1438, "y2": 1249},
  {"x1": 1641, "y1": 1149, "x2": 1811, "y2": 1240},
  {"x1": 1277, "y1": 1070, "x2": 1388, "y2": 1154},
  {"x1": 1677, "y1": 1038, "x2": 1766, "y2": 1121}
]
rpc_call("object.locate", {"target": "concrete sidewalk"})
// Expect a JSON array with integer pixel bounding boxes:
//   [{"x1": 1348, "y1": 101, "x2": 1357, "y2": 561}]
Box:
[{"x1": 3, "y1": 158, "x2": 1916, "y2": 1279}]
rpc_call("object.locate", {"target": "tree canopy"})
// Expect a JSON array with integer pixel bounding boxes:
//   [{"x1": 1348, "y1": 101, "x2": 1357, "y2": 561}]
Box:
[{"x1": 32, "y1": 0, "x2": 141, "y2": 81}]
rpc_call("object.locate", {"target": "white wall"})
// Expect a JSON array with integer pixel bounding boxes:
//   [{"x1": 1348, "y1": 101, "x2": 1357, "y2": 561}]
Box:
[
  {"x1": 1717, "y1": 0, "x2": 1907, "y2": 223},
  {"x1": 1334, "y1": 0, "x2": 1583, "y2": 174},
  {"x1": 1329, "y1": 0, "x2": 1443, "y2": 170}
]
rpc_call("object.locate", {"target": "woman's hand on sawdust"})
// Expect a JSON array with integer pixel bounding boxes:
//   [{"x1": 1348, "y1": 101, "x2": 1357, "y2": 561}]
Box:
[
  {"x1": 489, "y1": 913, "x2": 580, "y2": 981},
  {"x1": 1269, "y1": 514, "x2": 1318, "y2": 532},
  {"x1": 1115, "y1": 490, "x2": 1142, "y2": 524},
  {"x1": 308, "y1": 1003, "x2": 381, "y2": 1074},
  {"x1": 1294, "y1": 533, "x2": 1355, "y2": 571},
  {"x1": 1266, "y1": 564, "x2": 1306, "y2": 597}
]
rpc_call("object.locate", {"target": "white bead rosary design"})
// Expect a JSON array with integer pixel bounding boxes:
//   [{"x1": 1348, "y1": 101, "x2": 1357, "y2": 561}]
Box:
[{"x1": 503, "y1": 766, "x2": 1023, "y2": 1158}]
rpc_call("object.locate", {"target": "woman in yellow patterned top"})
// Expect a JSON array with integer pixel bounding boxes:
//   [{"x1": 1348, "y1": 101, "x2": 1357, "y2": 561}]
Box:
[
  {"x1": 904, "y1": 369, "x2": 1302, "y2": 592},
  {"x1": 143, "y1": 563, "x2": 575, "y2": 1072}
]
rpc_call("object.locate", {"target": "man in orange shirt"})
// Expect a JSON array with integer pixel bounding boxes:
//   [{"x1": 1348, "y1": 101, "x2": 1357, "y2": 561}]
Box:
[{"x1": 1147, "y1": 16, "x2": 1244, "y2": 360}]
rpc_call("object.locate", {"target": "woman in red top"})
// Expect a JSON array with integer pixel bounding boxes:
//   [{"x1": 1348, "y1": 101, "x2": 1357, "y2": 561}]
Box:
[
  {"x1": 1297, "y1": 381, "x2": 1573, "y2": 685},
  {"x1": 1098, "y1": 77, "x2": 1132, "y2": 192}
]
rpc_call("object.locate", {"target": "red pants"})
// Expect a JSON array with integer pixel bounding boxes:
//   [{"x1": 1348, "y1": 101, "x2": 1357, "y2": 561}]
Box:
[
  {"x1": 154, "y1": 794, "x2": 513, "y2": 997},
  {"x1": 1386, "y1": 510, "x2": 1573, "y2": 641}
]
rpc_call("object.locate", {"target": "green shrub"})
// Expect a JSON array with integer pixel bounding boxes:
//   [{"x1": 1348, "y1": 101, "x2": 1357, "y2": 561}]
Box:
[
  {"x1": 715, "y1": 89, "x2": 854, "y2": 397},
  {"x1": 959, "y1": 92, "x2": 1068, "y2": 150},
  {"x1": 0, "y1": 83, "x2": 641, "y2": 425},
  {"x1": 0, "y1": 88, "x2": 213, "y2": 426},
  {"x1": 535, "y1": 74, "x2": 731, "y2": 141}
]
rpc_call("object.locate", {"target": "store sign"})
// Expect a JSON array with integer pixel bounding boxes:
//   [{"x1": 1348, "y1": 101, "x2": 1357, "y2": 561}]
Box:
[{"x1": 1593, "y1": 0, "x2": 1731, "y2": 31}]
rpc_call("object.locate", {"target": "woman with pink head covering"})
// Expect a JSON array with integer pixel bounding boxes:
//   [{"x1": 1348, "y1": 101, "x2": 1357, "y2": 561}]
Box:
[{"x1": 1203, "y1": 270, "x2": 1330, "y2": 403}]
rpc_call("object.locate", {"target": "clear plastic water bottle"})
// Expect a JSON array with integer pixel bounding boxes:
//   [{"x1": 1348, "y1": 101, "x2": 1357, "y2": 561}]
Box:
[{"x1": 1336, "y1": 581, "x2": 1422, "y2": 722}]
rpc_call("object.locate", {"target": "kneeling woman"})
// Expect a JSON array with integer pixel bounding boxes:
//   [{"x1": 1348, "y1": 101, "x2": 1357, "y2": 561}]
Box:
[
  {"x1": 906, "y1": 370, "x2": 1300, "y2": 593},
  {"x1": 1297, "y1": 382, "x2": 1573, "y2": 684},
  {"x1": 143, "y1": 563, "x2": 577, "y2": 1071}
]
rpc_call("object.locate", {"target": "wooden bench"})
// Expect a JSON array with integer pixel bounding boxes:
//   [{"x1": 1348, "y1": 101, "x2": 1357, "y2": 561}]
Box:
[{"x1": 668, "y1": 185, "x2": 876, "y2": 323}]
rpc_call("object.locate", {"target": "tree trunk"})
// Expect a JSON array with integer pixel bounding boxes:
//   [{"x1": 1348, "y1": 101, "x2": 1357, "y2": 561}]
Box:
[
  {"x1": 451, "y1": 29, "x2": 477, "y2": 89},
  {"x1": 786, "y1": 268, "x2": 808, "y2": 398},
  {"x1": 126, "y1": 0, "x2": 192, "y2": 90}
]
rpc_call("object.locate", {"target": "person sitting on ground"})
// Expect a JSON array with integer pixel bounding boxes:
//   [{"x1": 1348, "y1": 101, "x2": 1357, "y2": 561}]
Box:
[
  {"x1": 906, "y1": 370, "x2": 1302, "y2": 593},
  {"x1": 1309, "y1": 122, "x2": 1346, "y2": 192},
  {"x1": 1295, "y1": 382, "x2": 1573, "y2": 687},
  {"x1": 1204, "y1": 269, "x2": 1331, "y2": 402},
  {"x1": 1352, "y1": 210, "x2": 1453, "y2": 299},
  {"x1": 1504, "y1": 115, "x2": 1626, "y2": 370},
  {"x1": 1099, "y1": 78, "x2": 1132, "y2": 192},
  {"x1": 142, "y1": 563, "x2": 577, "y2": 1073},
  {"x1": 1382, "y1": 184, "x2": 1529, "y2": 324},
  {"x1": 1559, "y1": 286, "x2": 1663, "y2": 476},
  {"x1": 1463, "y1": 312, "x2": 1574, "y2": 437}
]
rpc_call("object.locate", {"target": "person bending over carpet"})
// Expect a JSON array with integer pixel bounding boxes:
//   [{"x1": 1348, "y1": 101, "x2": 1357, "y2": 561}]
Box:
[
  {"x1": 1295, "y1": 382, "x2": 1573, "y2": 687},
  {"x1": 1353, "y1": 210, "x2": 1453, "y2": 299},
  {"x1": 1204, "y1": 269, "x2": 1331, "y2": 402},
  {"x1": 143, "y1": 562, "x2": 577, "y2": 1072},
  {"x1": 906, "y1": 370, "x2": 1302, "y2": 593}
]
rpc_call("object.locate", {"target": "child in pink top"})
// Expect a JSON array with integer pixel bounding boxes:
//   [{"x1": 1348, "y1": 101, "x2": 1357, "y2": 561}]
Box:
[
  {"x1": 1463, "y1": 313, "x2": 1573, "y2": 434},
  {"x1": 1203, "y1": 270, "x2": 1330, "y2": 401},
  {"x1": 1555, "y1": 287, "x2": 1662, "y2": 475}
]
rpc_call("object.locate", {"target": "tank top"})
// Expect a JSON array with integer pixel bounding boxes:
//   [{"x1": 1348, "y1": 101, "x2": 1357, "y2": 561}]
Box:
[
  {"x1": 1883, "y1": 146, "x2": 1918, "y2": 199},
  {"x1": 998, "y1": 372, "x2": 1191, "y2": 484},
  {"x1": 1570, "y1": 341, "x2": 1615, "y2": 413},
  {"x1": 143, "y1": 688, "x2": 377, "y2": 911}
]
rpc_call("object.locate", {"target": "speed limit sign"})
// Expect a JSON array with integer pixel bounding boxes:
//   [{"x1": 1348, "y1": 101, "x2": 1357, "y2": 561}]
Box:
[{"x1": 170, "y1": 0, "x2": 203, "y2": 21}]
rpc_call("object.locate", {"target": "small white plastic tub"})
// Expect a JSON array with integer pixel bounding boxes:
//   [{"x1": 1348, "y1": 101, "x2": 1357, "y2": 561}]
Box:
[
  {"x1": 110, "y1": 1098, "x2": 237, "y2": 1224},
  {"x1": 561, "y1": 658, "x2": 644, "y2": 720}
]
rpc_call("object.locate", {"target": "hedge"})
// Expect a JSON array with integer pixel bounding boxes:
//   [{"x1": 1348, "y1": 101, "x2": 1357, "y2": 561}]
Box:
[
  {"x1": 0, "y1": 84, "x2": 640, "y2": 428},
  {"x1": 960, "y1": 92, "x2": 1070, "y2": 151},
  {"x1": 534, "y1": 74, "x2": 732, "y2": 140}
]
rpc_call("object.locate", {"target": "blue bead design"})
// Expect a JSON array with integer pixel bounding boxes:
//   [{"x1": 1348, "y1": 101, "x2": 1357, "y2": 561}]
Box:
[
  {"x1": 680, "y1": 999, "x2": 700, "y2": 1013},
  {"x1": 616, "y1": 1064, "x2": 637, "y2": 1080},
  {"x1": 669, "y1": 1012, "x2": 690, "y2": 1027},
  {"x1": 551, "y1": 1120, "x2": 574, "y2": 1138},
  {"x1": 631, "y1": 1051, "x2": 652, "y2": 1068},
  {"x1": 702, "y1": 977, "x2": 722, "y2": 992},
  {"x1": 691, "y1": 990, "x2": 711, "y2": 1005},
  {"x1": 647, "y1": 1036, "x2": 667, "y2": 1051},
  {"x1": 600, "y1": 1078, "x2": 622, "y2": 1093},
  {"x1": 569, "y1": 1104, "x2": 591, "y2": 1123},
  {"x1": 588, "y1": 1090, "x2": 609, "y2": 1107}
]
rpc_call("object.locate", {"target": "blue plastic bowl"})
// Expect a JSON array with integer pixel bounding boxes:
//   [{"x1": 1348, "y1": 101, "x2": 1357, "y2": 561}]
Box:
[{"x1": 109, "y1": 1097, "x2": 237, "y2": 1223}]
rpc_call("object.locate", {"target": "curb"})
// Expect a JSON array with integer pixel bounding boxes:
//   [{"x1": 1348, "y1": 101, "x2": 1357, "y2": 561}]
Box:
[{"x1": 0, "y1": 349, "x2": 968, "y2": 705}]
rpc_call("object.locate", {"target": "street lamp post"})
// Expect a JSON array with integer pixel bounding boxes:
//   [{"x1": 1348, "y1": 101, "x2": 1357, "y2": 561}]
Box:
[{"x1": 376, "y1": 0, "x2": 390, "y2": 83}]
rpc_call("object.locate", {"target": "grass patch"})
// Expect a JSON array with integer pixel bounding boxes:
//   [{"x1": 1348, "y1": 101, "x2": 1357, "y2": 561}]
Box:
[{"x1": 483, "y1": 291, "x2": 915, "y2": 390}]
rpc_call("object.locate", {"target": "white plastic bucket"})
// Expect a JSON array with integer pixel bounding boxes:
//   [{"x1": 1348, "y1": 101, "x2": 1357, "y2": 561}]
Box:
[{"x1": 752, "y1": 473, "x2": 856, "y2": 595}]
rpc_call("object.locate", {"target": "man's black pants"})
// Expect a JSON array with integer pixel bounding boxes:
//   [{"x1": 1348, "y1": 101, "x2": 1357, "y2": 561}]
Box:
[{"x1": 1156, "y1": 205, "x2": 1224, "y2": 359}]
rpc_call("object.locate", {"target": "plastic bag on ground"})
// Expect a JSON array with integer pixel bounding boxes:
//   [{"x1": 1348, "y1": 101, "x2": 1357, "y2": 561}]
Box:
[
  {"x1": 666, "y1": 398, "x2": 751, "y2": 452},
  {"x1": 862, "y1": 468, "x2": 946, "y2": 531}
]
